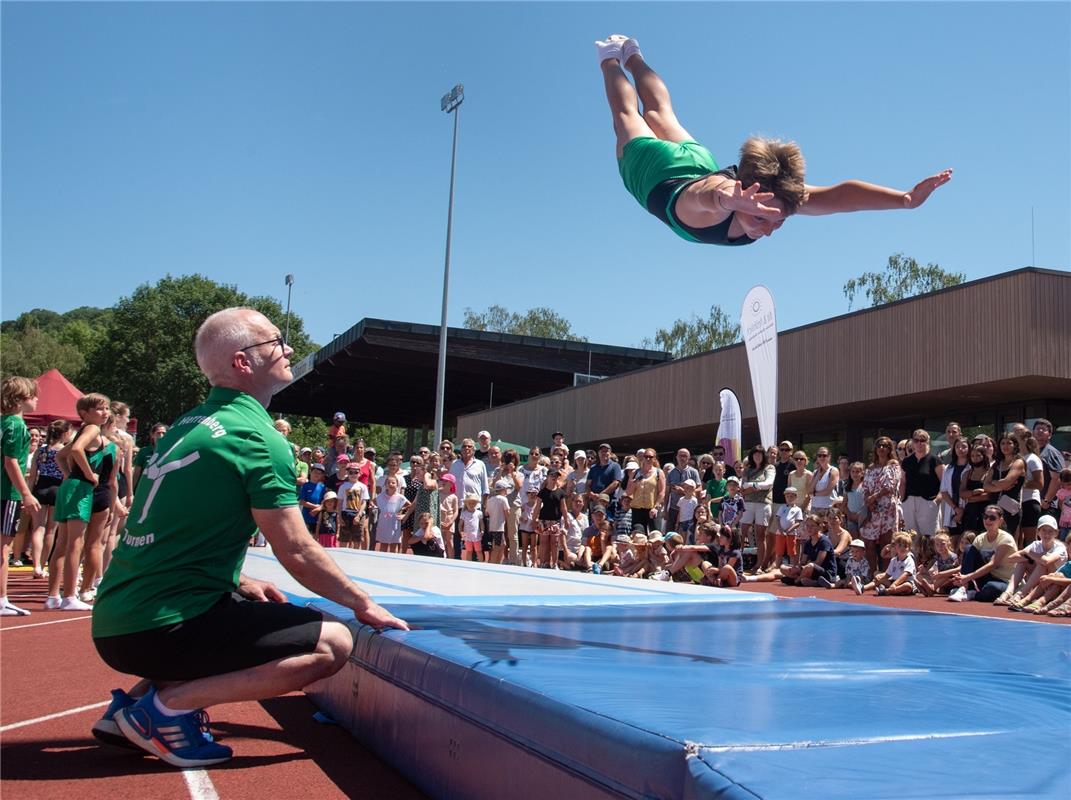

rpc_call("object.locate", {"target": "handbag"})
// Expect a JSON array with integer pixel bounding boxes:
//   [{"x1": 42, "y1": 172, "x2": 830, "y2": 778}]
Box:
[{"x1": 997, "y1": 493, "x2": 1021, "y2": 516}]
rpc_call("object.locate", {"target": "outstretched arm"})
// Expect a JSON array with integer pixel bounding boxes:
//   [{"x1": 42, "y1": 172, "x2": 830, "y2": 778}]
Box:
[{"x1": 797, "y1": 169, "x2": 952, "y2": 217}]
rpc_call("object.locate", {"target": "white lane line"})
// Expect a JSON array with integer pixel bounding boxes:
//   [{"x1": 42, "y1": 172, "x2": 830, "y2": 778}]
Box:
[
  {"x1": 0, "y1": 615, "x2": 92, "y2": 631},
  {"x1": 183, "y1": 769, "x2": 221, "y2": 800},
  {"x1": 0, "y1": 701, "x2": 108, "y2": 732}
]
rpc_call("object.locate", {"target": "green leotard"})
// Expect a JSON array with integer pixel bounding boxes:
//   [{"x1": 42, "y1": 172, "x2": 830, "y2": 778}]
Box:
[{"x1": 55, "y1": 442, "x2": 108, "y2": 523}]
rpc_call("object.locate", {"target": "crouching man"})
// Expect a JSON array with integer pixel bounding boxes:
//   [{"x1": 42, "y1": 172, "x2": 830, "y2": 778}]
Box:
[{"x1": 91, "y1": 308, "x2": 407, "y2": 767}]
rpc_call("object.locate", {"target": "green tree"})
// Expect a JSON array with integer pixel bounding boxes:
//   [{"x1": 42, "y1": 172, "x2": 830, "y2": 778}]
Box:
[
  {"x1": 0, "y1": 327, "x2": 86, "y2": 379},
  {"x1": 463, "y1": 305, "x2": 588, "y2": 342},
  {"x1": 83, "y1": 274, "x2": 317, "y2": 442},
  {"x1": 843, "y1": 253, "x2": 965, "y2": 310},
  {"x1": 643, "y1": 304, "x2": 740, "y2": 357}
]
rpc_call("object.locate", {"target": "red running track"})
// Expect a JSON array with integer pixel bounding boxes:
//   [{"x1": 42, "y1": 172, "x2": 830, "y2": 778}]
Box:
[{"x1": 0, "y1": 568, "x2": 426, "y2": 800}]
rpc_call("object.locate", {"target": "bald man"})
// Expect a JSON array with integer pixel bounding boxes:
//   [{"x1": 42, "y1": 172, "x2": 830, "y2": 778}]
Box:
[{"x1": 91, "y1": 307, "x2": 407, "y2": 768}]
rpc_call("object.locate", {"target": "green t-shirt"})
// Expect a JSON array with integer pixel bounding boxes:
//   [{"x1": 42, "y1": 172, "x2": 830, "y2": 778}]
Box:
[
  {"x1": 132, "y1": 442, "x2": 154, "y2": 469},
  {"x1": 296, "y1": 460, "x2": 309, "y2": 481},
  {"x1": 1, "y1": 415, "x2": 30, "y2": 502},
  {"x1": 93, "y1": 388, "x2": 297, "y2": 638},
  {"x1": 706, "y1": 477, "x2": 728, "y2": 513}
]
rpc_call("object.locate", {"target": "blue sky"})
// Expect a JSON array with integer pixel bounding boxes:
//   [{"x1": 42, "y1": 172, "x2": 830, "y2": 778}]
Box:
[{"x1": 3, "y1": 1, "x2": 1069, "y2": 350}]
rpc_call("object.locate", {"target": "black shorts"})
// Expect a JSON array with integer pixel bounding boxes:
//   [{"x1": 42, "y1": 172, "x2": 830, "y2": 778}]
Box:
[
  {"x1": 481, "y1": 530, "x2": 505, "y2": 551},
  {"x1": 92, "y1": 488, "x2": 114, "y2": 515},
  {"x1": 1020, "y1": 499, "x2": 1042, "y2": 528},
  {"x1": 33, "y1": 475, "x2": 63, "y2": 507},
  {"x1": 94, "y1": 593, "x2": 325, "y2": 681},
  {"x1": 1, "y1": 500, "x2": 21, "y2": 537}
]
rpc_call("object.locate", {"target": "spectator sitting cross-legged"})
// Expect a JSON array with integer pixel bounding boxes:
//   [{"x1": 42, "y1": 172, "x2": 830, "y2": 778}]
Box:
[
  {"x1": 780, "y1": 515, "x2": 839, "y2": 589},
  {"x1": 855, "y1": 532, "x2": 917, "y2": 596},
  {"x1": 914, "y1": 530, "x2": 960, "y2": 597}
]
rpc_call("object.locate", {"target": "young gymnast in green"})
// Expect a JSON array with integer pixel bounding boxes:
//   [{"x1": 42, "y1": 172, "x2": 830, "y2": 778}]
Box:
[{"x1": 597, "y1": 35, "x2": 953, "y2": 245}]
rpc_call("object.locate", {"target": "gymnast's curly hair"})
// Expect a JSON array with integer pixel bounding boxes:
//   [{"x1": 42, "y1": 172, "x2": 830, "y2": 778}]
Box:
[{"x1": 737, "y1": 137, "x2": 807, "y2": 215}]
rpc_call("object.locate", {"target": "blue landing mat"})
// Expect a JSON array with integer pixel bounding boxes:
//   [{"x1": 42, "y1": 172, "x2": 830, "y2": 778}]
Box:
[{"x1": 309, "y1": 598, "x2": 1071, "y2": 799}]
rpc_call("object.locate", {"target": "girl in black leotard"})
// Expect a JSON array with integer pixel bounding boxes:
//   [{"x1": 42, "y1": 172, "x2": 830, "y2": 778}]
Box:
[
  {"x1": 960, "y1": 446, "x2": 993, "y2": 539},
  {"x1": 28, "y1": 419, "x2": 72, "y2": 578},
  {"x1": 102, "y1": 402, "x2": 135, "y2": 574},
  {"x1": 984, "y1": 435, "x2": 1026, "y2": 545}
]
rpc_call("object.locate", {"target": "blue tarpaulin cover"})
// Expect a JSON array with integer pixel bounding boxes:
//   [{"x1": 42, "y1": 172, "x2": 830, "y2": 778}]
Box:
[{"x1": 243, "y1": 551, "x2": 1071, "y2": 799}]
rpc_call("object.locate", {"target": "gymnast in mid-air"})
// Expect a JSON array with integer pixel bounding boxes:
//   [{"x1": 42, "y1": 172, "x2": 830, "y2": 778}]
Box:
[{"x1": 597, "y1": 34, "x2": 952, "y2": 245}]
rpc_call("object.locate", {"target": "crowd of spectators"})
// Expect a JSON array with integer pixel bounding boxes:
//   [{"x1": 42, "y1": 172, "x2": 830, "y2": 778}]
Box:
[
  {"x1": 5, "y1": 385, "x2": 1068, "y2": 619},
  {"x1": 269, "y1": 414, "x2": 1071, "y2": 619}
]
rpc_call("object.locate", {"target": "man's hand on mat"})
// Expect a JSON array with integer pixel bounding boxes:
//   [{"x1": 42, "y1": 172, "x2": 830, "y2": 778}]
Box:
[
  {"x1": 355, "y1": 599, "x2": 410, "y2": 632},
  {"x1": 903, "y1": 168, "x2": 953, "y2": 208},
  {"x1": 238, "y1": 576, "x2": 288, "y2": 603}
]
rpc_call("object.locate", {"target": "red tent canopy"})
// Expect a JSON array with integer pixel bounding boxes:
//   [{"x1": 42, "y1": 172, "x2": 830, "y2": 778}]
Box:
[
  {"x1": 24, "y1": 369, "x2": 82, "y2": 429},
  {"x1": 24, "y1": 369, "x2": 138, "y2": 435}
]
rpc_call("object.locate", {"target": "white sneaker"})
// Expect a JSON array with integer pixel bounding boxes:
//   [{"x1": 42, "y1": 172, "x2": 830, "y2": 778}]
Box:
[
  {"x1": 620, "y1": 37, "x2": 644, "y2": 68},
  {"x1": 948, "y1": 586, "x2": 968, "y2": 602},
  {"x1": 44, "y1": 596, "x2": 62, "y2": 610},
  {"x1": 594, "y1": 37, "x2": 623, "y2": 65},
  {"x1": 851, "y1": 575, "x2": 864, "y2": 595},
  {"x1": 59, "y1": 596, "x2": 93, "y2": 611},
  {"x1": 1, "y1": 601, "x2": 31, "y2": 616},
  {"x1": 80, "y1": 589, "x2": 97, "y2": 603}
]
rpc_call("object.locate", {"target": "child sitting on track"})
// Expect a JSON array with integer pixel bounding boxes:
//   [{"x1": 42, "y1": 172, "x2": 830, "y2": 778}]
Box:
[
  {"x1": 839, "y1": 539, "x2": 872, "y2": 592},
  {"x1": 856, "y1": 532, "x2": 917, "y2": 596},
  {"x1": 915, "y1": 531, "x2": 960, "y2": 596}
]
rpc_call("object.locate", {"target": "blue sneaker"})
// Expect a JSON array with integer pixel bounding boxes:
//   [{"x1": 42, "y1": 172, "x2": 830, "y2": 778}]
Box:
[
  {"x1": 91, "y1": 689, "x2": 139, "y2": 749},
  {"x1": 115, "y1": 687, "x2": 232, "y2": 768}
]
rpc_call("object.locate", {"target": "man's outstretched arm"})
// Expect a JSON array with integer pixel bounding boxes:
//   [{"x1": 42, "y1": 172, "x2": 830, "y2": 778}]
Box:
[
  {"x1": 252, "y1": 505, "x2": 409, "y2": 631},
  {"x1": 798, "y1": 169, "x2": 952, "y2": 216}
]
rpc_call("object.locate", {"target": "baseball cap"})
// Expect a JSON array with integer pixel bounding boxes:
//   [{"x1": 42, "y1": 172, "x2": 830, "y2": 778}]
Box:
[
  {"x1": 726, "y1": 476, "x2": 741, "y2": 485},
  {"x1": 336, "y1": 454, "x2": 351, "y2": 463},
  {"x1": 614, "y1": 533, "x2": 631, "y2": 544},
  {"x1": 1037, "y1": 515, "x2": 1058, "y2": 530},
  {"x1": 322, "y1": 491, "x2": 338, "y2": 501},
  {"x1": 494, "y1": 479, "x2": 510, "y2": 491},
  {"x1": 647, "y1": 532, "x2": 664, "y2": 544},
  {"x1": 573, "y1": 450, "x2": 587, "y2": 461},
  {"x1": 477, "y1": 430, "x2": 491, "y2": 439},
  {"x1": 850, "y1": 539, "x2": 866, "y2": 549},
  {"x1": 682, "y1": 478, "x2": 697, "y2": 488},
  {"x1": 310, "y1": 463, "x2": 326, "y2": 472},
  {"x1": 598, "y1": 443, "x2": 612, "y2": 451},
  {"x1": 463, "y1": 493, "x2": 480, "y2": 503},
  {"x1": 623, "y1": 460, "x2": 639, "y2": 471},
  {"x1": 666, "y1": 532, "x2": 684, "y2": 546},
  {"x1": 333, "y1": 411, "x2": 346, "y2": 422},
  {"x1": 552, "y1": 431, "x2": 564, "y2": 438},
  {"x1": 784, "y1": 486, "x2": 798, "y2": 495},
  {"x1": 592, "y1": 505, "x2": 607, "y2": 516},
  {"x1": 300, "y1": 446, "x2": 312, "y2": 454}
]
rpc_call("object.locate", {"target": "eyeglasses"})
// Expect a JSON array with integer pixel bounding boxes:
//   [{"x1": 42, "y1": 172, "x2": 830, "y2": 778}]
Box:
[
  {"x1": 984, "y1": 513, "x2": 1001, "y2": 521},
  {"x1": 876, "y1": 443, "x2": 892, "y2": 450},
  {"x1": 643, "y1": 455, "x2": 655, "y2": 459},
  {"x1": 778, "y1": 446, "x2": 791, "y2": 452},
  {"x1": 794, "y1": 457, "x2": 807, "y2": 462},
  {"x1": 912, "y1": 438, "x2": 927, "y2": 443},
  {"x1": 239, "y1": 335, "x2": 285, "y2": 352},
  {"x1": 817, "y1": 453, "x2": 829, "y2": 458}
]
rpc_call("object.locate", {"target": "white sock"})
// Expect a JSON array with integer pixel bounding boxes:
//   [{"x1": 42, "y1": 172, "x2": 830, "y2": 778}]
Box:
[
  {"x1": 153, "y1": 692, "x2": 195, "y2": 717},
  {"x1": 0, "y1": 597, "x2": 7, "y2": 606},
  {"x1": 621, "y1": 38, "x2": 643, "y2": 68}
]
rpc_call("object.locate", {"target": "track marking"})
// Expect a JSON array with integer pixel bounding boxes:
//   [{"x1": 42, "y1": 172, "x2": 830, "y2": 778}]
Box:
[
  {"x1": 0, "y1": 701, "x2": 108, "y2": 732},
  {"x1": 0, "y1": 615, "x2": 92, "y2": 631},
  {"x1": 183, "y1": 769, "x2": 221, "y2": 800}
]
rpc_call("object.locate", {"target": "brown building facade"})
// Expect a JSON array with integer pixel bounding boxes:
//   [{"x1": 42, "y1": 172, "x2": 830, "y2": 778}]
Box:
[{"x1": 457, "y1": 268, "x2": 1071, "y2": 460}]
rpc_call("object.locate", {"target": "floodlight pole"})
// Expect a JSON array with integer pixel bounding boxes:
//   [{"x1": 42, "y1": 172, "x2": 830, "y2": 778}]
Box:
[
  {"x1": 284, "y1": 273, "x2": 295, "y2": 344},
  {"x1": 434, "y1": 84, "x2": 463, "y2": 446}
]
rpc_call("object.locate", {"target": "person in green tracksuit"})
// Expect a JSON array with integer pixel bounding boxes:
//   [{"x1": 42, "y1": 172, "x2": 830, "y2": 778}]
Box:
[{"x1": 597, "y1": 34, "x2": 952, "y2": 245}]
